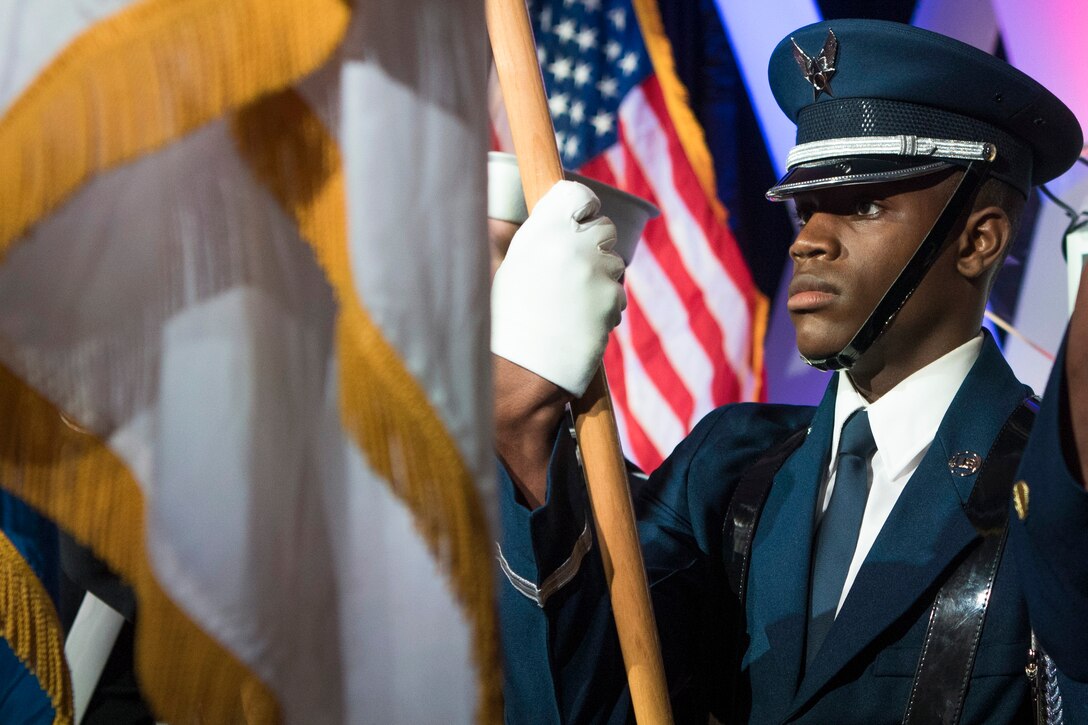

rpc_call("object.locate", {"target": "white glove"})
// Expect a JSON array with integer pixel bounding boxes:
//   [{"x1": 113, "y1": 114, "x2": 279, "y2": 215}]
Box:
[{"x1": 491, "y1": 180, "x2": 626, "y2": 397}]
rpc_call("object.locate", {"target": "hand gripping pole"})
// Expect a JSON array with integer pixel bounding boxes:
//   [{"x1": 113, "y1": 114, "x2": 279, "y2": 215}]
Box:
[{"x1": 485, "y1": 1, "x2": 673, "y2": 721}]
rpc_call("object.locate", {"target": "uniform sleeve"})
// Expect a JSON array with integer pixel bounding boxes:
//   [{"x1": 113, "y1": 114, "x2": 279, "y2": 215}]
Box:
[
  {"x1": 1008, "y1": 333, "x2": 1088, "y2": 682},
  {"x1": 496, "y1": 423, "x2": 591, "y2": 723},
  {"x1": 496, "y1": 405, "x2": 811, "y2": 723}
]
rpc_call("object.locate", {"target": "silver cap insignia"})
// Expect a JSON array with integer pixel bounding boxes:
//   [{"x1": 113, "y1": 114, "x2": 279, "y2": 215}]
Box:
[{"x1": 791, "y1": 29, "x2": 839, "y2": 101}]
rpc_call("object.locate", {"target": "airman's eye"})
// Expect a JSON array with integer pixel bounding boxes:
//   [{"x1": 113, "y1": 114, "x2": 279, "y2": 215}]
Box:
[
  {"x1": 855, "y1": 200, "x2": 881, "y2": 217},
  {"x1": 793, "y1": 207, "x2": 812, "y2": 227}
]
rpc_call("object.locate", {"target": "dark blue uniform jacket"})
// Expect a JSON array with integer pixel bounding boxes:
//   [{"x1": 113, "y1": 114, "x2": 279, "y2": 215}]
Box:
[{"x1": 499, "y1": 333, "x2": 1088, "y2": 723}]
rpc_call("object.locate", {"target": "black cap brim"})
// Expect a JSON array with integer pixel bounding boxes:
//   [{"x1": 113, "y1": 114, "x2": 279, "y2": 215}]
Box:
[{"x1": 766, "y1": 156, "x2": 956, "y2": 200}]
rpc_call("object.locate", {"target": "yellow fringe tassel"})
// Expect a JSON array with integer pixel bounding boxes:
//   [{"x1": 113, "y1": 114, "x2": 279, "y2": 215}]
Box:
[
  {"x1": 748, "y1": 293, "x2": 770, "y2": 402},
  {"x1": 0, "y1": 0, "x2": 356, "y2": 720},
  {"x1": 0, "y1": 0, "x2": 350, "y2": 252},
  {"x1": 232, "y1": 90, "x2": 503, "y2": 725},
  {"x1": 0, "y1": 531, "x2": 73, "y2": 724},
  {"x1": 0, "y1": 366, "x2": 281, "y2": 723}
]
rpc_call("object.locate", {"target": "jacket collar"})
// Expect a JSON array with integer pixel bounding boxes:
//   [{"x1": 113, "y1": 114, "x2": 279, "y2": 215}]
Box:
[
  {"x1": 786, "y1": 331, "x2": 1030, "y2": 717},
  {"x1": 744, "y1": 375, "x2": 838, "y2": 719},
  {"x1": 833, "y1": 334, "x2": 983, "y2": 484}
]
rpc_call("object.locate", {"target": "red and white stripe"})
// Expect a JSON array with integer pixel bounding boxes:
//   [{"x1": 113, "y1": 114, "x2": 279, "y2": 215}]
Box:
[{"x1": 491, "y1": 73, "x2": 764, "y2": 472}]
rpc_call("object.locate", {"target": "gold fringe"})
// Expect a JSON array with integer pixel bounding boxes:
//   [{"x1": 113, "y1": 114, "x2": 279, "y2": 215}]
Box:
[
  {"x1": 0, "y1": 0, "x2": 350, "y2": 252},
  {"x1": 0, "y1": 0, "x2": 354, "y2": 720},
  {"x1": 0, "y1": 531, "x2": 73, "y2": 724},
  {"x1": 0, "y1": 365, "x2": 281, "y2": 723},
  {"x1": 748, "y1": 293, "x2": 770, "y2": 402},
  {"x1": 232, "y1": 90, "x2": 503, "y2": 724},
  {"x1": 630, "y1": 0, "x2": 727, "y2": 224}
]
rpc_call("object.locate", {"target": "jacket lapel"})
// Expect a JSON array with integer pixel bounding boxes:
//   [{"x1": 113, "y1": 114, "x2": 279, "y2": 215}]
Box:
[
  {"x1": 788, "y1": 333, "x2": 1030, "y2": 716},
  {"x1": 743, "y1": 377, "x2": 837, "y2": 720}
]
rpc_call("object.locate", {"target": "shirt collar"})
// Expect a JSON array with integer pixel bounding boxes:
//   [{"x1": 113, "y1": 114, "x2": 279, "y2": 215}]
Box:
[{"x1": 831, "y1": 334, "x2": 984, "y2": 480}]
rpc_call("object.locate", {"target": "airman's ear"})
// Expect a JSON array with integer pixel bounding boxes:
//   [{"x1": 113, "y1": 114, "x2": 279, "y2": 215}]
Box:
[{"x1": 956, "y1": 205, "x2": 1011, "y2": 280}]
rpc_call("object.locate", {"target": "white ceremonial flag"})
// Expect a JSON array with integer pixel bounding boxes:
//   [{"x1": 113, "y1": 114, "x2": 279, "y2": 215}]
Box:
[{"x1": 0, "y1": 0, "x2": 499, "y2": 722}]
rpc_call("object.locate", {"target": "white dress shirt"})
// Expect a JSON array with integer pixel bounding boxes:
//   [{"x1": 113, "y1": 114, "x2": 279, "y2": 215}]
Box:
[{"x1": 819, "y1": 334, "x2": 984, "y2": 615}]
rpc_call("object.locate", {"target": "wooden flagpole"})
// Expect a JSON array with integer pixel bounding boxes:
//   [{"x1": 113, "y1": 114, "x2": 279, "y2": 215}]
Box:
[{"x1": 484, "y1": 1, "x2": 673, "y2": 722}]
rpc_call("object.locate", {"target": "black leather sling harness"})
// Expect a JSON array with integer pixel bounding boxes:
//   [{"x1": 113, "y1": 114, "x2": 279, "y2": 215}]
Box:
[{"x1": 722, "y1": 396, "x2": 1037, "y2": 724}]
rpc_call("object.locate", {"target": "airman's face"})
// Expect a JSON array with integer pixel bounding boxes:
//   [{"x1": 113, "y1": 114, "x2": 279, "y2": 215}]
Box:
[{"x1": 786, "y1": 171, "x2": 961, "y2": 364}]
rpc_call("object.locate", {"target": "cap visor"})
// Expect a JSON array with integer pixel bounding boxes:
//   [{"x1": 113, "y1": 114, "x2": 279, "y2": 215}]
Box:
[{"x1": 766, "y1": 157, "x2": 956, "y2": 200}]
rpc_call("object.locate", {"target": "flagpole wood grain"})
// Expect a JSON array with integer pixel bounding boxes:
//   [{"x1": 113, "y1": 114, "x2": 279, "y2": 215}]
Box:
[
  {"x1": 485, "y1": 1, "x2": 674, "y2": 722},
  {"x1": 484, "y1": 0, "x2": 564, "y2": 189}
]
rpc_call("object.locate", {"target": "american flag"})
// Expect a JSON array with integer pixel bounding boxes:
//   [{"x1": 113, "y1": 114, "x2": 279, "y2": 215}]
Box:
[{"x1": 491, "y1": 0, "x2": 767, "y2": 471}]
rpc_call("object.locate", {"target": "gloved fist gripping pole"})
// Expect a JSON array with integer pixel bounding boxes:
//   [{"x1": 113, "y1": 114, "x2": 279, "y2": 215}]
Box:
[
  {"x1": 491, "y1": 181, "x2": 626, "y2": 398},
  {"x1": 485, "y1": 0, "x2": 674, "y2": 722}
]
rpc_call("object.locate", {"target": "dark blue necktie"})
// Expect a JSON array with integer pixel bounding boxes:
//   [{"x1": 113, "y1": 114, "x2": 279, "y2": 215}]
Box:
[{"x1": 807, "y1": 409, "x2": 877, "y2": 665}]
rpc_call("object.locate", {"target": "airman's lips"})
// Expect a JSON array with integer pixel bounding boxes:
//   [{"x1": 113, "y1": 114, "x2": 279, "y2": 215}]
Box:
[{"x1": 787, "y1": 273, "x2": 839, "y2": 312}]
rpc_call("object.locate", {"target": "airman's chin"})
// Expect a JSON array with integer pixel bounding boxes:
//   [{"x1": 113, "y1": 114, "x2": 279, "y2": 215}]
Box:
[
  {"x1": 793, "y1": 323, "x2": 851, "y2": 365},
  {"x1": 800, "y1": 352, "x2": 841, "y2": 370}
]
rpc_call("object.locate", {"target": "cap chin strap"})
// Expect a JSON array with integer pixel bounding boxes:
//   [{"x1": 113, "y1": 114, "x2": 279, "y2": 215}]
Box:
[{"x1": 802, "y1": 160, "x2": 990, "y2": 371}]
